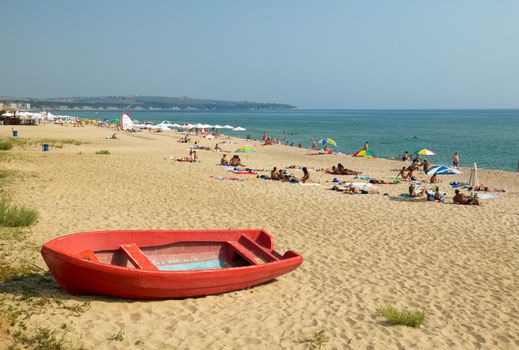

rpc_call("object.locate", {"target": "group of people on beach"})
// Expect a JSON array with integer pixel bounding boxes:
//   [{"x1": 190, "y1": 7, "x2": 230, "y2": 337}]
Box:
[
  {"x1": 269, "y1": 166, "x2": 310, "y2": 183},
  {"x1": 220, "y1": 154, "x2": 242, "y2": 166}
]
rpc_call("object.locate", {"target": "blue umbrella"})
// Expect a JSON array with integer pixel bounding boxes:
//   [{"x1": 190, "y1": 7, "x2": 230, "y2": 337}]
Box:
[{"x1": 426, "y1": 165, "x2": 463, "y2": 175}]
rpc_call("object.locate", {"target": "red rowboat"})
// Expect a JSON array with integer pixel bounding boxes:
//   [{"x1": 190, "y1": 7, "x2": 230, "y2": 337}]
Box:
[{"x1": 41, "y1": 229, "x2": 303, "y2": 299}]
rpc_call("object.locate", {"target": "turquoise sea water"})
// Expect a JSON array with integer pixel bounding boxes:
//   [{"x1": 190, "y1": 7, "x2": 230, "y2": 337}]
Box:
[{"x1": 52, "y1": 109, "x2": 519, "y2": 172}]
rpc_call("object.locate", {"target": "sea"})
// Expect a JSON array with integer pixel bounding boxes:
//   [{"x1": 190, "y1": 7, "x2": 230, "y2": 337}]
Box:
[{"x1": 51, "y1": 109, "x2": 519, "y2": 172}]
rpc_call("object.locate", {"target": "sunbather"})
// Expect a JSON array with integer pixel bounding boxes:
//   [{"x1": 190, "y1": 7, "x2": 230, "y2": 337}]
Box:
[
  {"x1": 397, "y1": 166, "x2": 407, "y2": 179},
  {"x1": 453, "y1": 189, "x2": 480, "y2": 205},
  {"x1": 271, "y1": 167, "x2": 280, "y2": 180},
  {"x1": 220, "y1": 154, "x2": 229, "y2": 165}
]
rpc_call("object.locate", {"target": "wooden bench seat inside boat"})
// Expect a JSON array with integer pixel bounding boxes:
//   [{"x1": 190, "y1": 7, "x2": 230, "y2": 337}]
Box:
[
  {"x1": 227, "y1": 235, "x2": 281, "y2": 265},
  {"x1": 120, "y1": 243, "x2": 159, "y2": 271}
]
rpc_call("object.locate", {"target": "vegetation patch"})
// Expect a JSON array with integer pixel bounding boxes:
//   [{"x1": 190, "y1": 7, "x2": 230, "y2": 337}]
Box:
[
  {"x1": 95, "y1": 150, "x2": 110, "y2": 155},
  {"x1": 0, "y1": 198, "x2": 38, "y2": 227},
  {"x1": 109, "y1": 329, "x2": 125, "y2": 341},
  {"x1": 376, "y1": 305, "x2": 425, "y2": 328},
  {"x1": 0, "y1": 140, "x2": 14, "y2": 151},
  {"x1": 309, "y1": 329, "x2": 329, "y2": 350},
  {"x1": 11, "y1": 327, "x2": 87, "y2": 350}
]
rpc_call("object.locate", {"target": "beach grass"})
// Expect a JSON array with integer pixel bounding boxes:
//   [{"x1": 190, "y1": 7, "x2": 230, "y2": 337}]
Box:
[
  {"x1": 11, "y1": 327, "x2": 87, "y2": 350},
  {"x1": 309, "y1": 329, "x2": 329, "y2": 349},
  {"x1": 376, "y1": 305, "x2": 425, "y2": 328},
  {"x1": 96, "y1": 150, "x2": 110, "y2": 155},
  {"x1": 6, "y1": 137, "x2": 87, "y2": 148},
  {"x1": 0, "y1": 198, "x2": 39, "y2": 227},
  {"x1": 0, "y1": 140, "x2": 14, "y2": 151}
]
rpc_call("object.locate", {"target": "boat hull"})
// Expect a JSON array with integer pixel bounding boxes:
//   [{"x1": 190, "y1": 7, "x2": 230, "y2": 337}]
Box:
[{"x1": 41, "y1": 229, "x2": 303, "y2": 299}]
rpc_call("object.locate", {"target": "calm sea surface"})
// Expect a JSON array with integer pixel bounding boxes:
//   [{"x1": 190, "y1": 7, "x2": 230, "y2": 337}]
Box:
[{"x1": 53, "y1": 109, "x2": 519, "y2": 172}]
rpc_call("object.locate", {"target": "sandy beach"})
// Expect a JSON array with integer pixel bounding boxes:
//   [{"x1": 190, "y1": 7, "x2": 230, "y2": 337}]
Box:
[{"x1": 1, "y1": 123, "x2": 518, "y2": 349}]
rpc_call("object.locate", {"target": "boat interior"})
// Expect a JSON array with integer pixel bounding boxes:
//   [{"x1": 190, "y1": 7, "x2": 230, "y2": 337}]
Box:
[{"x1": 78, "y1": 235, "x2": 284, "y2": 271}]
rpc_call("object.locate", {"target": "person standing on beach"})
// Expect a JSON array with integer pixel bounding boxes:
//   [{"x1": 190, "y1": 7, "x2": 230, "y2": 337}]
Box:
[
  {"x1": 311, "y1": 139, "x2": 317, "y2": 150},
  {"x1": 453, "y1": 152, "x2": 460, "y2": 167},
  {"x1": 363, "y1": 141, "x2": 369, "y2": 150}
]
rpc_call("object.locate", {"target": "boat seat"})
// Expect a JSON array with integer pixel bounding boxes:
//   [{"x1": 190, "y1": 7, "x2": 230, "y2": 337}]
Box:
[
  {"x1": 239, "y1": 236, "x2": 280, "y2": 262},
  {"x1": 227, "y1": 241, "x2": 265, "y2": 265},
  {"x1": 78, "y1": 249, "x2": 100, "y2": 263},
  {"x1": 120, "y1": 244, "x2": 159, "y2": 271}
]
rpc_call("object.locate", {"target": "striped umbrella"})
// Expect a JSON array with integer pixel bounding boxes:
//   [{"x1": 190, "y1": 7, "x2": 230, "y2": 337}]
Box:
[
  {"x1": 425, "y1": 165, "x2": 462, "y2": 175},
  {"x1": 352, "y1": 149, "x2": 376, "y2": 158},
  {"x1": 319, "y1": 138, "x2": 337, "y2": 147},
  {"x1": 235, "y1": 146, "x2": 255, "y2": 153},
  {"x1": 415, "y1": 148, "x2": 436, "y2": 156}
]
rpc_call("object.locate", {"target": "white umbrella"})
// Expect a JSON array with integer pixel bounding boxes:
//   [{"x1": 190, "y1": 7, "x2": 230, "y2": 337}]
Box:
[
  {"x1": 202, "y1": 124, "x2": 213, "y2": 129},
  {"x1": 213, "y1": 124, "x2": 223, "y2": 129},
  {"x1": 205, "y1": 134, "x2": 215, "y2": 139},
  {"x1": 468, "y1": 162, "x2": 479, "y2": 188},
  {"x1": 1, "y1": 112, "x2": 14, "y2": 117},
  {"x1": 223, "y1": 125, "x2": 234, "y2": 129},
  {"x1": 233, "y1": 127, "x2": 246, "y2": 131},
  {"x1": 172, "y1": 123, "x2": 182, "y2": 128}
]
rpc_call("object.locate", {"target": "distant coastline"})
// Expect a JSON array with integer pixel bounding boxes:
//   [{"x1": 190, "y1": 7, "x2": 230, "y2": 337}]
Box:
[{"x1": 0, "y1": 95, "x2": 296, "y2": 112}]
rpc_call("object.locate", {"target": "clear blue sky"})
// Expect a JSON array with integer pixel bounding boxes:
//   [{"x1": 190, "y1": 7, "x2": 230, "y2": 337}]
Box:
[{"x1": 1, "y1": 0, "x2": 518, "y2": 108}]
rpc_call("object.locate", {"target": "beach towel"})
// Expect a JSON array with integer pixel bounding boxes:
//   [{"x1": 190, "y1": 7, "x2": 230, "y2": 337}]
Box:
[
  {"x1": 230, "y1": 170, "x2": 257, "y2": 175},
  {"x1": 475, "y1": 193, "x2": 499, "y2": 200},
  {"x1": 209, "y1": 176, "x2": 244, "y2": 182}
]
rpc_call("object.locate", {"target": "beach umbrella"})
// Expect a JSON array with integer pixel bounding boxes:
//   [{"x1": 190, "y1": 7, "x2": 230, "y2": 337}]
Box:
[
  {"x1": 235, "y1": 146, "x2": 255, "y2": 153},
  {"x1": 352, "y1": 149, "x2": 376, "y2": 158},
  {"x1": 223, "y1": 125, "x2": 234, "y2": 129},
  {"x1": 233, "y1": 127, "x2": 246, "y2": 131},
  {"x1": 263, "y1": 131, "x2": 267, "y2": 142},
  {"x1": 319, "y1": 138, "x2": 337, "y2": 147},
  {"x1": 425, "y1": 165, "x2": 463, "y2": 175},
  {"x1": 1, "y1": 112, "x2": 14, "y2": 117},
  {"x1": 468, "y1": 162, "x2": 479, "y2": 188},
  {"x1": 415, "y1": 148, "x2": 436, "y2": 156},
  {"x1": 110, "y1": 119, "x2": 120, "y2": 123},
  {"x1": 205, "y1": 134, "x2": 215, "y2": 139},
  {"x1": 213, "y1": 125, "x2": 223, "y2": 129}
]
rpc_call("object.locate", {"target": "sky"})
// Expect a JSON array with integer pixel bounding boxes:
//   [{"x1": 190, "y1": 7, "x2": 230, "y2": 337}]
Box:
[{"x1": 1, "y1": 0, "x2": 518, "y2": 109}]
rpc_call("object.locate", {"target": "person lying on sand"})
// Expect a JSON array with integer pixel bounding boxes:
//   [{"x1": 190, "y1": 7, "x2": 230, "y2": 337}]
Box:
[
  {"x1": 471, "y1": 185, "x2": 506, "y2": 192},
  {"x1": 453, "y1": 189, "x2": 480, "y2": 205},
  {"x1": 344, "y1": 184, "x2": 379, "y2": 195},
  {"x1": 106, "y1": 133, "x2": 118, "y2": 139}
]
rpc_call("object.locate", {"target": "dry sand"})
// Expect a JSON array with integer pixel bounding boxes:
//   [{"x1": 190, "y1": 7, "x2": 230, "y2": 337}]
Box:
[{"x1": 0, "y1": 123, "x2": 518, "y2": 349}]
